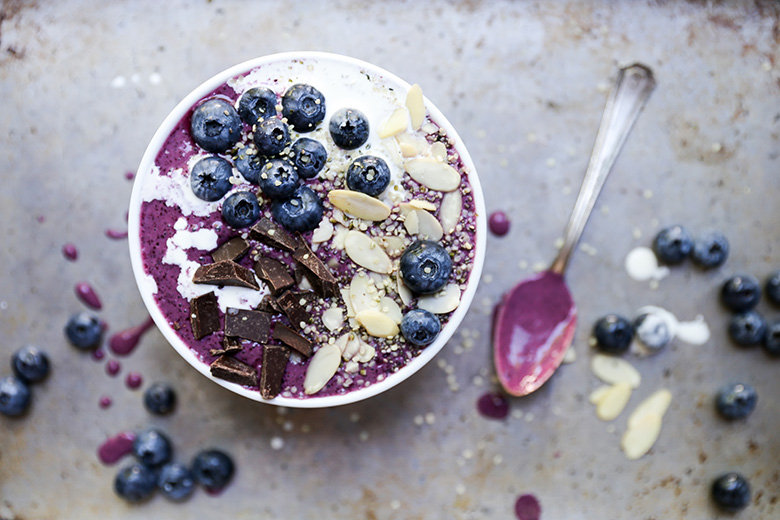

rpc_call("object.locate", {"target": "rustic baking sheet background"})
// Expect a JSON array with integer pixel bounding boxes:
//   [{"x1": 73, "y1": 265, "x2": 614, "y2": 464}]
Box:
[{"x1": 1, "y1": 1, "x2": 779, "y2": 518}]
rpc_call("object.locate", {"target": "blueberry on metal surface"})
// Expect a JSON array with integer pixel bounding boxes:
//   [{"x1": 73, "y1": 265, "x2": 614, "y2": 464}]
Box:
[
  {"x1": 157, "y1": 462, "x2": 196, "y2": 502},
  {"x1": 652, "y1": 225, "x2": 693, "y2": 265},
  {"x1": 190, "y1": 156, "x2": 233, "y2": 202},
  {"x1": 65, "y1": 312, "x2": 103, "y2": 350},
  {"x1": 133, "y1": 429, "x2": 173, "y2": 468},
  {"x1": 399, "y1": 240, "x2": 453, "y2": 295},
  {"x1": 592, "y1": 314, "x2": 634, "y2": 355},
  {"x1": 11, "y1": 345, "x2": 50, "y2": 383},
  {"x1": 762, "y1": 319, "x2": 780, "y2": 357},
  {"x1": 765, "y1": 270, "x2": 780, "y2": 306},
  {"x1": 0, "y1": 376, "x2": 31, "y2": 417},
  {"x1": 711, "y1": 472, "x2": 751, "y2": 512},
  {"x1": 143, "y1": 382, "x2": 177, "y2": 415},
  {"x1": 192, "y1": 449, "x2": 235, "y2": 491},
  {"x1": 720, "y1": 274, "x2": 761, "y2": 313},
  {"x1": 190, "y1": 98, "x2": 242, "y2": 153},
  {"x1": 715, "y1": 382, "x2": 757, "y2": 420},
  {"x1": 633, "y1": 313, "x2": 671, "y2": 353},
  {"x1": 691, "y1": 231, "x2": 729, "y2": 268},
  {"x1": 114, "y1": 463, "x2": 157, "y2": 503},
  {"x1": 728, "y1": 310, "x2": 766, "y2": 347}
]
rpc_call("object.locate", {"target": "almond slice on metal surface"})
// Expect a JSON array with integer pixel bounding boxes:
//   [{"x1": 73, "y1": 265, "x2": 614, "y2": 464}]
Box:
[
  {"x1": 328, "y1": 190, "x2": 391, "y2": 221},
  {"x1": 303, "y1": 343, "x2": 342, "y2": 395},
  {"x1": 628, "y1": 389, "x2": 672, "y2": 429},
  {"x1": 417, "y1": 283, "x2": 461, "y2": 314},
  {"x1": 356, "y1": 309, "x2": 400, "y2": 338},
  {"x1": 595, "y1": 382, "x2": 632, "y2": 421},
  {"x1": 621, "y1": 412, "x2": 663, "y2": 460},
  {"x1": 345, "y1": 231, "x2": 393, "y2": 274},
  {"x1": 439, "y1": 190, "x2": 462, "y2": 234},
  {"x1": 406, "y1": 84, "x2": 425, "y2": 130},
  {"x1": 404, "y1": 157, "x2": 461, "y2": 192},
  {"x1": 588, "y1": 384, "x2": 613, "y2": 405},
  {"x1": 414, "y1": 209, "x2": 443, "y2": 241},
  {"x1": 590, "y1": 354, "x2": 641, "y2": 388},
  {"x1": 378, "y1": 107, "x2": 410, "y2": 139}
]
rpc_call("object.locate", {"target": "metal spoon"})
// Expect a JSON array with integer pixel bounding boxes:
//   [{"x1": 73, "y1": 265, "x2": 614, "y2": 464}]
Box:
[{"x1": 493, "y1": 64, "x2": 656, "y2": 396}]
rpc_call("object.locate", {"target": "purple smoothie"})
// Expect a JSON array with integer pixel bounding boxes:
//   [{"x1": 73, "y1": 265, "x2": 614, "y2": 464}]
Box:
[{"x1": 136, "y1": 60, "x2": 480, "y2": 400}]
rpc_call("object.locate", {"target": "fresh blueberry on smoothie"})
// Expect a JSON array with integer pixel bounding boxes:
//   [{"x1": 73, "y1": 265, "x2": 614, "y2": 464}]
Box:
[
  {"x1": 221, "y1": 191, "x2": 260, "y2": 229},
  {"x1": 289, "y1": 138, "x2": 327, "y2": 179},
  {"x1": 346, "y1": 155, "x2": 391, "y2": 197},
  {"x1": 234, "y1": 145, "x2": 266, "y2": 185},
  {"x1": 257, "y1": 159, "x2": 299, "y2": 200},
  {"x1": 253, "y1": 117, "x2": 291, "y2": 156},
  {"x1": 400, "y1": 240, "x2": 452, "y2": 294},
  {"x1": 329, "y1": 107, "x2": 370, "y2": 149},
  {"x1": 190, "y1": 156, "x2": 233, "y2": 202},
  {"x1": 190, "y1": 98, "x2": 242, "y2": 153},
  {"x1": 281, "y1": 83, "x2": 326, "y2": 132},
  {"x1": 400, "y1": 309, "x2": 441, "y2": 346},
  {"x1": 271, "y1": 185, "x2": 323, "y2": 232},
  {"x1": 237, "y1": 86, "x2": 277, "y2": 126}
]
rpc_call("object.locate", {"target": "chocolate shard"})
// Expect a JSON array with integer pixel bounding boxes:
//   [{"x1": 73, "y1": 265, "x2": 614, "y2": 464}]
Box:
[
  {"x1": 292, "y1": 240, "x2": 339, "y2": 298},
  {"x1": 249, "y1": 217, "x2": 300, "y2": 253},
  {"x1": 272, "y1": 322, "x2": 314, "y2": 357},
  {"x1": 190, "y1": 292, "x2": 221, "y2": 339},
  {"x1": 209, "y1": 336, "x2": 244, "y2": 357},
  {"x1": 256, "y1": 294, "x2": 282, "y2": 315},
  {"x1": 211, "y1": 237, "x2": 250, "y2": 263},
  {"x1": 210, "y1": 355, "x2": 258, "y2": 387},
  {"x1": 193, "y1": 260, "x2": 259, "y2": 290},
  {"x1": 224, "y1": 308, "x2": 272, "y2": 343},
  {"x1": 276, "y1": 290, "x2": 311, "y2": 331},
  {"x1": 254, "y1": 257, "x2": 295, "y2": 294},
  {"x1": 260, "y1": 345, "x2": 290, "y2": 399}
]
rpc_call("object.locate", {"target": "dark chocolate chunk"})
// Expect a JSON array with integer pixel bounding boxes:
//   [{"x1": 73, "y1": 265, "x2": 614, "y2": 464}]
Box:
[
  {"x1": 292, "y1": 240, "x2": 339, "y2": 298},
  {"x1": 254, "y1": 257, "x2": 295, "y2": 294},
  {"x1": 211, "y1": 237, "x2": 250, "y2": 263},
  {"x1": 224, "y1": 308, "x2": 271, "y2": 343},
  {"x1": 272, "y1": 322, "x2": 314, "y2": 357},
  {"x1": 209, "y1": 336, "x2": 244, "y2": 357},
  {"x1": 249, "y1": 217, "x2": 300, "y2": 252},
  {"x1": 275, "y1": 290, "x2": 311, "y2": 331},
  {"x1": 193, "y1": 260, "x2": 259, "y2": 290},
  {"x1": 256, "y1": 294, "x2": 282, "y2": 315},
  {"x1": 190, "y1": 292, "x2": 221, "y2": 339},
  {"x1": 260, "y1": 345, "x2": 290, "y2": 400},
  {"x1": 210, "y1": 355, "x2": 258, "y2": 387}
]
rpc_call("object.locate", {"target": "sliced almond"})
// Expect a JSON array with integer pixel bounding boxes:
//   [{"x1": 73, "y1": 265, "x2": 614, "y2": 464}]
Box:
[
  {"x1": 377, "y1": 235, "x2": 406, "y2": 257},
  {"x1": 379, "y1": 296, "x2": 403, "y2": 324},
  {"x1": 356, "y1": 309, "x2": 400, "y2": 337},
  {"x1": 368, "y1": 272, "x2": 390, "y2": 292},
  {"x1": 417, "y1": 283, "x2": 461, "y2": 314},
  {"x1": 403, "y1": 209, "x2": 420, "y2": 235},
  {"x1": 311, "y1": 218, "x2": 334, "y2": 243},
  {"x1": 405, "y1": 157, "x2": 461, "y2": 192},
  {"x1": 588, "y1": 384, "x2": 613, "y2": 405},
  {"x1": 341, "y1": 288, "x2": 356, "y2": 318},
  {"x1": 406, "y1": 84, "x2": 425, "y2": 130},
  {"x1": 378, "y1": 107, "x2": 409, "y2": 139},
  {"x1": 353, "y1": 338, "x2": 376, "y2": 362},
  {"x1": 414, "y1": 209, "x2": 444, "y2": 241},
  {"x1": 303, "y1": 343, "x2": 342, "y2": 395},
  {"x1": 344, "y1": 360, "x2": 360, "y2": 374},
  {"x1": 332, "y1": 224, "x2": 350, "y2": 250},
  {"x1": 409, "y1": 199, "x2": 437, "y2": 212},
  {"x1": 590, "y1": 354, "x2": 641, "y2": 388},
  {"x1": 395, "y1": 132, "x2": 427, "y2": 157},
  {"x1": 345, "y1": 231, "x2": 393, "y2": 274},
  {"x1": 628, "y1": 389, "x2": 672, "y2": 429},
  {"x1": 334, "y1": 332, "x2": 351, "y2": 354},
  {"x1": 439, "y1": 190, "x2": 462, "y2": 234},
  {"x1": 397, "y1": 275, "x2": 413, "y2": 306},
  {"x1": 621, "y1": 412, "x2": 663, "y2": 460},
  {"x1": 596, "y1": 382, "x2": 632, "y2": 421},
  {"x1": 430, "y1": 141, "x2": 448, "y2": 162},
  {"x1": 328, "y1": 190, "x2": 391, "y2": 221},
  {"x1": 322, "y1": 307, "x2": 344, "y2": 331},
  {"x1": 561, "y1": 345, "x2": 577, "y2": 364},
  {"x1": 349, "y1": 273, "x2": 378, "y2": 315}
]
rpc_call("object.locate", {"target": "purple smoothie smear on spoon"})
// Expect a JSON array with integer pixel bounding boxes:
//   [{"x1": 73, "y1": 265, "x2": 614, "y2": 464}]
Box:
[{"x1": 493, "y1": 64, "x2": 656, "y2": 396}]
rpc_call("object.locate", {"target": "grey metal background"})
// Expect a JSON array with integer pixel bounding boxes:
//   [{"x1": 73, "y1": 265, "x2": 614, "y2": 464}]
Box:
[{"x1": 1, "y1": 1, "x2": 779, "y2": 518}]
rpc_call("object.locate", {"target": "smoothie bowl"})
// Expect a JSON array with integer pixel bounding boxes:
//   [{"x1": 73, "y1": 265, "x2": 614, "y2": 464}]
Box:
[{"x1": 128, "y1": 52, "x2": 486, "y2": 408}]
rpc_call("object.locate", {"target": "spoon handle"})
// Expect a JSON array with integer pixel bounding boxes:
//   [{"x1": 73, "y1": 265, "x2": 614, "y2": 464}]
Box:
[{"x1": 550, "y1": 64, "x2": 656, "y2": 275}]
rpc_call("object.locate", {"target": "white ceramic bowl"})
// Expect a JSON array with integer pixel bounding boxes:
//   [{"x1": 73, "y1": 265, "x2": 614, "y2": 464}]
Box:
[{"x1": 128, "y1": 52, "x2": 486, "y2": 408}]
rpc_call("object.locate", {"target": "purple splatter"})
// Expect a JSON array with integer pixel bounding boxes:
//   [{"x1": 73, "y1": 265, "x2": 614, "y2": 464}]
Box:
[
  {"x1": 75, "y1": 282, "x2": 102, "y2": 310},
  {"x1": 97, "y1": 431, "x2": 136, "y2": 465},
  {"x1": 488, "y1": 211, "x2": 510, "y2": 236},
  {"x1": 62, "y1": 243, "x2": 78, "y2": 261},
  {"x1": 106, "y1": 360, "x2": 121, "y2": 376},
  {"x1": 99, "y1": 396, "x2": 113, "y2": 409},
  {"x1": 126, "y1": 372, "x2": 143, "y2": 389},
  {"x1": 515, "y1": 494, "x2": 541, "y2": 520},
  {"x1": 477, "y1": 392, "x2": 510, "y2": 420},
  {"x1": 109, "y1": 316, "x2": 154, "y2": 356}
]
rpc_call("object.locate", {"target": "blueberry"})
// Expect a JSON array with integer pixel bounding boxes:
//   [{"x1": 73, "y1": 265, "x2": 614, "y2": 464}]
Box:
[
  {"x1": 257, "y1": 158, "x2": 299, "y2": 200},
  {"x1": 652, "y1": 225, "x2": 693, "y2": 265},
  {"x1": 133, "y1": 429, "x2": 173, "y2": 468},
  {"x1": 237, "y1": 87, "x2": 277, "y2": 126},
  {"x1": 329, "y1": 107, "x2": 369, "y2": 150},
  {"x1": 114, "y1": 463, "x2": 157, "y2": 503},
  {"x1": 192, "y1": 449, "x2": 234, "y2": 491},
  {"x1": 65, "y1": 312, "x2": 103, "y2": 350},
  {"x1": 592, "y1": 314, "x2": 634, "y2": 355},
  {"x1": 157, "y1": 462, "x2": 195, "y2": 502},
  {"x1": 711, "y1": 472, "x2": 751, "y2": 512},
  {"x1": 289, "y1": 138, "x2": 327, "y2": 179},
  {"x1": 234, "y1": 145, "x2": 266, "y2": 184},
  {"x1": 721, "y1": 274, "x2": 761, "y2": 312},
  {"x1": 143, "y1": 382, "x2": 176, "y2": 415},
  {"x1": 400, "y1": 309, "x2": 441, "y2": 347},
  {"x1": 715, "y1": 382, "x2": 757, "y2": 420},
  {"x1": 253, "y1": 117, "x2": 290, "y2": 156},
  {"x1": 271, "y1": 185, "x2": 323, "y2": 233},
  {"x1": 11, "y1": 345, "x2": 50, "y2": 384},
  {"x1": 221, "y1": 191, "x2": 260, "y2": 229},
  {"x1": 281, "y1": 84, "x2": 326, "y2": 133},
  {"x1": 765, "y1": 270, "x2": 780, "y2": 306},
  {"x1": 190, "y1": 98, "x2": 242, "y2": 153},
  {"x1": 633, "y1": 313, "x2": 671, "y2": 353},
  {"x1": 691, "y1": 231, "x2": 729, "y2": 269},
  {"x1": 399, "y1": 240, "x2": 452, "y2": 295},
  {"x1": 0, "y1": 376, "x2": 31, "y2": 417},
  {"x1": 728, "y1": 310, "x2": 766, "y2": 346},
  {"x1": 190, "y1": 156, "x2": 233, "y2": 202},
  {"x1": 762, "y1": 319, "x2": 780, "y2": 357},
  {"x1": 346, "y1": 155, "x2": 391, "y2": 197}
]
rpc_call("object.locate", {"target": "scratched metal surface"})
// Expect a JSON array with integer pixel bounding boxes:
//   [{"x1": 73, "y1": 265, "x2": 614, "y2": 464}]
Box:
[{"x1": 1, "y1": 1, "x2": 779, "y2": 518}]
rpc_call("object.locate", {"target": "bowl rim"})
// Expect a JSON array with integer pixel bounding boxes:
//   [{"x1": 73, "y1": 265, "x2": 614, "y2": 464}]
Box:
[{"x1": 127, "y1": 51, "x2": 486, "y2": 408}]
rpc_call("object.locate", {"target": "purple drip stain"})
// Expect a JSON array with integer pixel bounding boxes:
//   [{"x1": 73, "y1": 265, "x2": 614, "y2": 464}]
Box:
[
  {"x1": 99, "y1": 396, "x2": 112, "y2": 409},
  {"x1": 106, "y1": 360, "x2": 121, "y2": 376},
  {"x1": 126, "y1": 372, "x2": 143, "y2": 389},
  {"x1": 124, "y1": 171, "x2": 135, "y2": 180},
  {"x1": 488, "y1": 211, "x2": 510, "y2": 236},
  {"x1": 109, "y1": 316, "x2": 154, "y2": 356},
  {"x1": 62, "y1": 243, "x2": 78, "y2": 261},
  {"x1": 98, "y1": 431, "x2": 136, "y2": 465},
  {"x1": 515, "y1": 494, "x2": 541, "y2": 520},
  {"x1": 105, "y1": 228, "x2": 129, "y2": 240},
  {"x1": 36, "y1": 215, "x2": 45, "y2": 223},
  {"x1": 91, "y1": 348, "x2": 106, "y2": 361},
  {"x1": 75, "y1": 282, "x2": 102, "y2": 310},
  {"x1": 477, "y1": 392, "x2": 510, "y2": 420}
]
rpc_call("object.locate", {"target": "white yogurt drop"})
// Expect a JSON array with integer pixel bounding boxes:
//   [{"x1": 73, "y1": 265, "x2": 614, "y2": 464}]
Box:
[
  {"x1": 625, "y1": 247, "x2": 670, "y2": 282},
  {"x1": 636, "y1": 305, "x2": 710, "y2": 346}
]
